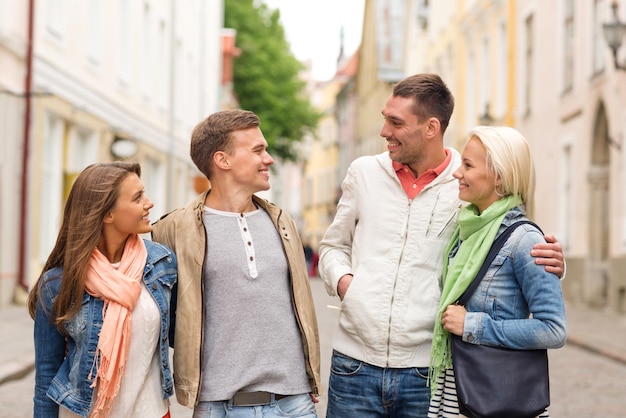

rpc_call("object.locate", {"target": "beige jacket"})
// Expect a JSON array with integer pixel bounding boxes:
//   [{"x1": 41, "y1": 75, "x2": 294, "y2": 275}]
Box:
[{"x1": 151, "y1": 192, "x2": 321, "y2": 407}]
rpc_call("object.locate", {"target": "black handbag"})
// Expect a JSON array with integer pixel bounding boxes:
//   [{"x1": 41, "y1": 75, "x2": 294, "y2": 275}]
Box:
[{"x1": 451, "y1": 221, "x2": 550, "y2": 418}]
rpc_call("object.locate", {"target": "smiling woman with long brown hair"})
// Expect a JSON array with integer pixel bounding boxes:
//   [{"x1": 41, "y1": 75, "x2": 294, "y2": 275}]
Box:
[{"x1": 28, "y1": 162, "x2": 177, "y2": 418}]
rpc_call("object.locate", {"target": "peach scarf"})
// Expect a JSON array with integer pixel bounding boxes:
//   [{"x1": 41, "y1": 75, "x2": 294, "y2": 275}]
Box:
[{"x1": 85, "y1": 234, "x2": 147, "y2": 417}]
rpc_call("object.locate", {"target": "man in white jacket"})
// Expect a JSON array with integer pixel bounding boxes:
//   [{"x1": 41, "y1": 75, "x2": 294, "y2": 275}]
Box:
[{"x1": 318, "y1": 73, "x2": 564, "y2": 418}]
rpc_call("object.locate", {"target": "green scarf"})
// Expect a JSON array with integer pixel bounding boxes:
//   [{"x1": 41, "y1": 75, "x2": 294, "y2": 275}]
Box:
[{"x1": 428, "y1": 195, "x2": 520, "y2": 395}]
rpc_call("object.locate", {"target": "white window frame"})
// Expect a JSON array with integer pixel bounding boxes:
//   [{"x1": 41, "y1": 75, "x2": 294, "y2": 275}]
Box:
[
  {"x1": 38, "y1": 114, "x2": 64, "y2": 264},
  {"x1": 117, "y1": 0, "x2": 131, "y2": 86},
  {"x1": 143, "y1": 156, "x2": 166, "y2": 222},
  {"x1": 45, "y1": 0, "x2": 66, "y2": 42},
  {"x1": 559, "y1": 136, "x2": 574, "y2": 253},
  {"x1": 86, "y1": 0, "x2": 103, "y2": 67},
  {"x1": 592, "y1": 0, "x2": 607, "y2": 75},
  {"x1": 562, "y1": 0, "x2": 575, "y2": 92}
]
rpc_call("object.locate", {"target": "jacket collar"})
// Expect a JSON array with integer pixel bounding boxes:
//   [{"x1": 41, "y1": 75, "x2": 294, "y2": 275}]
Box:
[
  {"x1": 375, "y1": 147, "x2": 461, "y2": 188},
  {"x1": 144, "y1": 240, "x2": 173, "y2": 265}
]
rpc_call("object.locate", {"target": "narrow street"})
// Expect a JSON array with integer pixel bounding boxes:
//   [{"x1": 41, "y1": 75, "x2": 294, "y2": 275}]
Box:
[{"x1": 2, "y1": 279, "x2": 625, "y2": 417}]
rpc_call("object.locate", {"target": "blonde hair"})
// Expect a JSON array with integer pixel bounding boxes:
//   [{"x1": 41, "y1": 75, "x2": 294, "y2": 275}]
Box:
[{"x1": 467, "y1": 126, "x2": 536, "y2": 219}]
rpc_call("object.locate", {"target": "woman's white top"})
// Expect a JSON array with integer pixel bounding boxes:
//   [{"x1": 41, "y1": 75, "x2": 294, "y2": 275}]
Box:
[{"x1": 60, "y1": 282, "x2": 169, "y2": 417}]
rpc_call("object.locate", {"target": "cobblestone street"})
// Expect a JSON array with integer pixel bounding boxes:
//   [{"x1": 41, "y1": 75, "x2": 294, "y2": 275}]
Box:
[{"x1": 2, "y1": 279, "x2": 626, "y2": 417}]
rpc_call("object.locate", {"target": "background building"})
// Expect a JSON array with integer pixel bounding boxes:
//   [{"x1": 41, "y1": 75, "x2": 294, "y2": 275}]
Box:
[
  {"x1": 0, "y1": 0, "x2": 224, "y2": 306},
  {"x1": 342, "y1": 0, "x2": 626, "y2": 313},
  {"x1": 0, "y1": 0, "x2": 30, "y2": 307}
]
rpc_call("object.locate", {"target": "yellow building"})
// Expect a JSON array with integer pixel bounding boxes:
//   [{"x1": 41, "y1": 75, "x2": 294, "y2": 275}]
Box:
[{"x1": 302, "y1": 80, "x2": 342, "y2": 255}]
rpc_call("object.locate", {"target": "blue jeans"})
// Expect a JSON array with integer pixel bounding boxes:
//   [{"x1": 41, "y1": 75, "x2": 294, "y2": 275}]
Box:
[
  {"x1": 326, "y1": 350, "x2": 430, "y2": 418},
  {"x1": 193, "y1": 394, "x2": 317, "y2": 418}
]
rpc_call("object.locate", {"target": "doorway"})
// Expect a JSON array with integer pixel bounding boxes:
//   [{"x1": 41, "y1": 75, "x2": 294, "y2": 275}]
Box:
[{"x1": 587, "y1": 101, "x2": 610, "y2": 307}]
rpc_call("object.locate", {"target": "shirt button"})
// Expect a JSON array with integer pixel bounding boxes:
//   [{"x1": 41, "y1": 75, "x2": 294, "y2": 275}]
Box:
[
  {"x1": 412, "y1": 184, "x2": 417, "y2": 189},
  {"x1": 467, "y1": 334, "x2": 474, "y2": 342}
]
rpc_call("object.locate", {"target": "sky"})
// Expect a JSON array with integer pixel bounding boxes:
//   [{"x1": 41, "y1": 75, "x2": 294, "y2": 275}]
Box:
[{"x1": 262, "y1": 0, "x2": 365, "y2": 81}]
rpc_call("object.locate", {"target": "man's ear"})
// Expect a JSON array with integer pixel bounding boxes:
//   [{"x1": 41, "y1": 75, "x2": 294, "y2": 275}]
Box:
[
  {"x1": 213, "y1": 151, "x2": 230, "y2": 170},
  {"x1": 425, "y1": 117, "x2": 441, "y2": 139}
]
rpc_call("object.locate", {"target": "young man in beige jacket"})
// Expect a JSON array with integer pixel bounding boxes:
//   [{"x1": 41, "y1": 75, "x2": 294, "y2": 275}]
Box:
[{"x1": 152, "y1": 109, "x2": 321, "y2": 417}]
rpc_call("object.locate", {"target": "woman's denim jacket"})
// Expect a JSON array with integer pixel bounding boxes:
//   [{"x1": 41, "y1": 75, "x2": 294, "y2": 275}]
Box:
[
  {"x1": 33, "y1": 240, "x2": 177, "y2": 417},
  {"x1": 459, "y1": 208, "x2": 567, "y2": 350}
]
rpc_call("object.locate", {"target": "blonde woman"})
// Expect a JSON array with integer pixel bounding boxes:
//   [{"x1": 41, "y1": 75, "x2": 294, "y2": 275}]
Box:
[{"x1": 428, "y1": 127, "x2": 567, "y2": 417}]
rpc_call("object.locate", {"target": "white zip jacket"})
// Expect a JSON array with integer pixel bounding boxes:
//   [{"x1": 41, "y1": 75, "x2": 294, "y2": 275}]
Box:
[{"x1": 319, "y1": 149, "x2": 463, "y2": 368}]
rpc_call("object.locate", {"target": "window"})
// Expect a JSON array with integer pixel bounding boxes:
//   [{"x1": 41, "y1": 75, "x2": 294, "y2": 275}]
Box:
[
  {"x1": 143, "y1": 157, "x2": 166, "y2": 222},
  {"x1": 446, "y1": 43, "x2": 455, "y2": 96},
  {"x1": 592, "y1": 0, "x2": 607, "y2": 75},
  {"x1": 117, "y1": 0, "x2": 131, "y2": 85},
  {"x1": 621, "y1": 110, "x2": 626, "y2": 250},
  {"x1": 86, "y1": 0, "x2": 102, "y2": 66},
  {"x1": 39, "y1": 114, "x2": 64, "y2": 264},
  {"x1": 480, "y1": 37, "x2": 490, "y2": 117},
  {"x1": 0, "y1": 0, "x2": 9, "y2": 35},
  {"x1": 563, "y1": 0, "x2": 575, "y2": 92},
  {"x1": 157, "y1": 20, "x2": 168, "y2": 109},
  {"x1": 560, "y1": 141, "x2": 573, "y2": 252},
  {"x1": 174, "y1": 38, "x2": 183, "y2": 124},
  {"x1": 141, "y1": 2, "x2": 153, "y2": 100},
  {"x1": 496, "y1": 23, "x2": 508, "y2": 116},
  {"x1": 46, "y1": 0, "x2": 66, "y2": 40},
  {"x1": 623, "y1": 110, "x2": 626, "y2": 249},
  {"x1": 185, "y1": 52, "x2": 197, "y2": 130},
  {"x1": 304, "y1": 175, "x2": 313, "y2": 208},
  {"x1": 524, "y1": 14, "x2": 534, "y2": 115},
  {"x1": 466, "y1": 51, "x2": 476, "y2": 130},
  {"x1": 67, "y1": 127, "x2": 98, "y2": 173}
]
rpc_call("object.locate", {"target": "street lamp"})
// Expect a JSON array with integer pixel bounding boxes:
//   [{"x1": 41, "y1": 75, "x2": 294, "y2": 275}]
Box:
[
  {"x1": 110, "y1": 136, "x2": 138, "y2": 159},
  {"x1": 602, "y1": 1, "x2": 626, "y2": 71}
]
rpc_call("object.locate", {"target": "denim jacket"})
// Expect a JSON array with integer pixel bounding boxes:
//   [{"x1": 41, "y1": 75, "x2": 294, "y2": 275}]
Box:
[
  {"x1": 33, "y1": 240, "x2": 177, "y2": 417},
  {"x1": 461, "y1": 208, "x2": 567, "y2": 350}
]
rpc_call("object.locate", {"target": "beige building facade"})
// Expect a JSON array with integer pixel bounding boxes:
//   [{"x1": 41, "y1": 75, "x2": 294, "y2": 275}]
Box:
[
  {"x1": 0, "y1": 0, "x2": 224, "y2": 305},
  {"x1": 346, "y1": 0, "x2": 626, "y2": 312},
  {"x1": 0, "y1": 0, "x2": 30, "y2": 306},
  {"x1": 512, "y1": 0, "x2": 626, "y2": 312}
]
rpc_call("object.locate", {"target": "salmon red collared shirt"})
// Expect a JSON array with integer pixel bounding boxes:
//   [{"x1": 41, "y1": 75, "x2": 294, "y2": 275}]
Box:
[{"x1": 393, "y1": 148, "x2": 453, "y2": 199}]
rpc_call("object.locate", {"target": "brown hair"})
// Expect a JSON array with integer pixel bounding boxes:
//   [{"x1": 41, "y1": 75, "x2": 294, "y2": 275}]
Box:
[
  {"x1": 393, "y1": 73, "x2": 454, "y2": 134},
  {"x1": 27, "y1": 162, "x2": 142, "y2": 330},
  {"x1": 190, "y1": 109, "x2": 260, "y2": 180}
]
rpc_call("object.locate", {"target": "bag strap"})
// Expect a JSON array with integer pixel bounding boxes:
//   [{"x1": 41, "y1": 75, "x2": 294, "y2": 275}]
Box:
[{"x1": 457, "y1": 220, "x2": 542, "y2": 305}]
